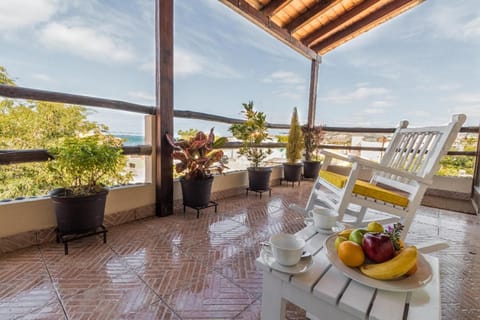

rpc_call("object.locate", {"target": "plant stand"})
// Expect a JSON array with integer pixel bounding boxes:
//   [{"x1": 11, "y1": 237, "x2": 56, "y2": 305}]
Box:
[
  {"x1": 183, "y1": 201, "x2": 218, "y2": 219},
  {"x1": 246, "y1": 187, "x2": 272, "y2": 198},
  {"x1": 56, "y1": 225, "x2": 107, "y2": 255}
]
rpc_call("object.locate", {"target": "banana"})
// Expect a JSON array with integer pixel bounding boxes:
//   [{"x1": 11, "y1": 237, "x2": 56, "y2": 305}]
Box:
[
  {"x1": 359, "y1": 246, "x2": 417, "y2": 280},
  {"x1": 338, "y1": 228, "x2": 354, "y2": 238}
]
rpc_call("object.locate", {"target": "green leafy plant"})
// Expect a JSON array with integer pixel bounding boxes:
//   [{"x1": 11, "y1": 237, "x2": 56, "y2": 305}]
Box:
[
  {"x1": 286, "y1": 107, "x2": 304, "y2": 163},
  {"x1": 385, "y1": 222, "x2": 404, "y2": 250},
  {"x1": 165, "y1": 128, "x2": 227, "y2": 180},
  {"x1": 302, "y1": 125, "x2": 324, "y2": 161},
  {"x1": 229, "y1": 101, "x2": 272, "y2": 168},
  {"x1": 48, "y1": 133, "x2": 131, "y2": 196}
]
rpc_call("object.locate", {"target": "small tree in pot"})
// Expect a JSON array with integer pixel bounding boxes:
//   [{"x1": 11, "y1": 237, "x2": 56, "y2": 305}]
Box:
[
  {"x1": 302, "y1": 125, "x2": 324, "y2": 178},
  {"x1": 48, "y1": 132, "x2": 131, "y2": 238},
  {"x1": 165, "y1": 128, "x2": 227, "y2": 210},
  {"x1": 283, "y1": 107, "x2": 304, "y2": 186},
  {"x1": 229, "y1": 101, "x2": 272, "y2": 192}
]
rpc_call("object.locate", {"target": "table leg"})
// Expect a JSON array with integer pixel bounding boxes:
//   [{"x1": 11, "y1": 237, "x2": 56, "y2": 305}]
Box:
[{"x1": 261, "y1": 272, "x2": 287, "y2": 320}]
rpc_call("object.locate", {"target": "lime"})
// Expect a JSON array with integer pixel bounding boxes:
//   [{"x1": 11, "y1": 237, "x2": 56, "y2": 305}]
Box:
[
  {"x1": 335, "y1": 236, "x2": 348, "y2": 250},
  {"x1": 367, "y1": 221, "x2": 384, "y2": 233}
]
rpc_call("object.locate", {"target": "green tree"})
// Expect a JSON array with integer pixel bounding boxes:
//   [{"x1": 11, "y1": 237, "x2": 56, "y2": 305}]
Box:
[
  {"x1": 229, "y1": 101, "x2": 272, "y2": 167},
  {"x1": 438, "y1": 135, "x2": 477, "y2": 176},
  {"x1": 0, "y1": 66, "x2": 15, "y2": 86},
  {"x1": 0, "y1": 66, "x2": 126, "y2": 199},
  {"x1": 285, "y1": 107, "x2": 303, "y2": 163}
]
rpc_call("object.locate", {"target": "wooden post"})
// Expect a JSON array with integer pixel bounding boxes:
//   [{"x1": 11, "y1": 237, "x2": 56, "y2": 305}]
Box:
[
  {"x1": 155, "y1": 0, "x2": 174, "y2": 216},
  {"x1": 307, "y1": 57, "x2": 321, "y2": 128}
]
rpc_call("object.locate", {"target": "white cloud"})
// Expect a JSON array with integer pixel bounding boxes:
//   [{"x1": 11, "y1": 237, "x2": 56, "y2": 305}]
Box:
[
  {"x1": 38, "y1": 22, "x2": 135, "y2": 63},
  {"x1": 427, "y1": 3, "x2": 480, "y2": 41},
  {"x1": 438, "y1": 83, "x2": 462, "y2": 91},
  {"x1": 0, "y1": 0, "x2": 59, "y2": 31},
  {"x1": 263, "y1": 71, "x2": 305, "y2": 84},
  {"x1": 128, "y1": 91, "x2": 155, "y2": 103},
  {"x1": 321, "y1": 86, "x2": 390, "y2": 104},
  {"x1": 138, "y1": 48, "x2": 242, "y2": 79},
  {"x1": 447, "y1": 93, "x2": 480, "y2": 125},
  {"x1": 451, "y1": 93, "x2": 480, "y2": 104},
  {"x1": 263, "y1": 71, "x2": 307, "y2": 100},
  {"x1": 363, "y1": 108, "x2": 385, "y2": 114},
  {"x1": 175, "y1": 50, "x2": 203, "y2": 76},
  {"x1": 31, "y1": 73, "x2": 53, "y2": 82},
  {"x1": 406, "y1": 110, "x2": 432, "y2": 118},
  {"x1": 371, "y1": 100, "x2": 392, "y2": 108}
]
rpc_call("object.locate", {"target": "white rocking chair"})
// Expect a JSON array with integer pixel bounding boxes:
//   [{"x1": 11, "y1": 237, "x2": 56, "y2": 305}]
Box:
[{"x1": 292, "y1": 114, "x2": 466, "y2": 239}]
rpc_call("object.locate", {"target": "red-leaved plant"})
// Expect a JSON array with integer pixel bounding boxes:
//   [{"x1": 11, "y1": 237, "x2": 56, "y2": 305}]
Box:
[{"x1": 165, "y1": 128, "x2": 227, "y2": 180}]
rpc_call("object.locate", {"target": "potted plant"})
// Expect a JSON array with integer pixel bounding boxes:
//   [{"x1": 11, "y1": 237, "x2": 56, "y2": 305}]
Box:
[
  {"x1": 48, "y1": 132, "x2": 131, "y2": 236},
  {"x1": 283, "y1": 107, "x2": 304, "y2": 185},
  {"x1": 229, "y1": 101, "x2": 272, "y2": 192},
  {"x1": 165, "y1": 128, "x2": 226, "y2": 209},
  {"x1": 302, "y1": 125, "x2": 324, "y2": 178}
]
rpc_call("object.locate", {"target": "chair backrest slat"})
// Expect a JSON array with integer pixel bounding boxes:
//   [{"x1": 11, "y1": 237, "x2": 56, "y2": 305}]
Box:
[{"x1": 375, "y1": 114, "x2": 466, "y2": 186}]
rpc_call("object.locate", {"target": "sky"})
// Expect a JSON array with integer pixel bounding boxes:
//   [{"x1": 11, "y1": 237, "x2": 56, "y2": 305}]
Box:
[{"x1": 0, "y1": 0, "x2": 479, "y2": 136}]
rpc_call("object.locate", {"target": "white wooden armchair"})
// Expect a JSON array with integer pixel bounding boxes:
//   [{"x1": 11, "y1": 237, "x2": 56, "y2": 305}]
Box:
[{"x1": 292, "y1": 114, "x2": 466, "y2": 239}]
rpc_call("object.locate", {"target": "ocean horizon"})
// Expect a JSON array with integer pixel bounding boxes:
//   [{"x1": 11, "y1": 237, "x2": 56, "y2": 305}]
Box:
[{"x1": 115, "y1": 134, "x2": 144, "y2": 146}]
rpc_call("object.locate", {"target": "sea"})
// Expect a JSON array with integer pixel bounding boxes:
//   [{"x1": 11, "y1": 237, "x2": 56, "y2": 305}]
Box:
[{"x1": 115, "y1": 134, "x2": 144, "y2": 146}]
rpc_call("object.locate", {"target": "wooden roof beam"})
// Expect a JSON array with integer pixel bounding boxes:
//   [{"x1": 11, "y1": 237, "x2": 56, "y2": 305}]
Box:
[
  {"x1": 261, "y1": 0, "x2": 294, "y2": 17},
  {"x1": 311, "y1": 0, "x2": 424, "y2": 54},
  {"x1": 219, "y1": 0, "x2": 319, "y2": 60},
  {"x1": 302, "y1": 0, "x2": 383, "y2": 46},
  {"x1": 286, "y1": 0, "x2": 342, "y2": 33}
]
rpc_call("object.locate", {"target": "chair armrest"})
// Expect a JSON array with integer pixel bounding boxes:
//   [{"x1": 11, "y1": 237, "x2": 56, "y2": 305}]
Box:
[
  {"x1": 348, "y1": 155, "x2": 433, "y2": 185},
  {"x1": 320, "y1": 150, "x2": 351, "y2": 162}
]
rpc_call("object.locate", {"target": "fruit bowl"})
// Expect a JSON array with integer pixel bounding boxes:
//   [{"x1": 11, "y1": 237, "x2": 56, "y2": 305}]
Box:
[{"x1": 323, "y1": 234, "x2": 433, "y2": 292}]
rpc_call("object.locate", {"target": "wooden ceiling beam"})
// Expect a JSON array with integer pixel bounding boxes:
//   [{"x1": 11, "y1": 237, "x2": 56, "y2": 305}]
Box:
[
  {"x1": 286, "y1": 0, "x2": 342, "y2": 33},
  {"x1": 311, "y1": 0, "x2": 424, "y2": 54},
  {"x1": 302, "y1": 0, "x2": 383, "y2": 46},
  {"x1": 261, "y1": 0, "x2": 294, "y2": 17},
  {"x1": 219, "y1": 0, "x2": 319, "y2": 60}
]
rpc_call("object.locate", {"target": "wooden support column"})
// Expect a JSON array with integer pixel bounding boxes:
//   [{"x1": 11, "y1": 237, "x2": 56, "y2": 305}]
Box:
[
  {"x1": 307, "y1": 57, "x2": 321, "y2": 128},
  {"x1": 155, "y1": 0, "x2": 174, "y2": 216}
]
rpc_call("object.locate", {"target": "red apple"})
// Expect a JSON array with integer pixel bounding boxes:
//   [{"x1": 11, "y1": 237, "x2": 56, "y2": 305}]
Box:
[{"x1": 362, "y1": 233, "x2": 395, "y2": 263}]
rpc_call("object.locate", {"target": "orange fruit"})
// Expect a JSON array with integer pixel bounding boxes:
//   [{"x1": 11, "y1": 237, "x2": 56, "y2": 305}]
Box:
[{"x1": 338, "y1": 240, "x2": 365, "y2": 267}]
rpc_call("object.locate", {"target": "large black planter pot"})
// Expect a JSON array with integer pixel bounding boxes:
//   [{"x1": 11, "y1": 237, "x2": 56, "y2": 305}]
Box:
[
  {"x1": 180, "y1": 176, "x2": 214, "y2": 208},
  {"x1": 303, "y1": 160, "x2": 322, "y2": 179},
  {"x1": 283, "y1": 163, "x2": 303, "y2": 184},
  {"x1": 50, "y1": 188, "x2": 108, "y2": 235},
  {"x1": 247, "y1": 167, "x2": 272, "y2": 191}
]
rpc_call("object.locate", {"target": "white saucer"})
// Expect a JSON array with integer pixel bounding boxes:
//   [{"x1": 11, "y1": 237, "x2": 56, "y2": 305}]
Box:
[
  {"x1": 261, "y1": 250, "x2": 314, "y2": 275},
  {"x1": 316, "y1": 222, "x2": 345, "y2": 234}
]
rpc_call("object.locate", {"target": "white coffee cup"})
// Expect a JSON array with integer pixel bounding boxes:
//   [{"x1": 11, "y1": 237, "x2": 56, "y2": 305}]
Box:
[
  {"x1": 262, "y1": 233, "x2": 305, "y2": 266},
  {"x1": 306, "y1": 207, "x2": 338, "y2": 230}
]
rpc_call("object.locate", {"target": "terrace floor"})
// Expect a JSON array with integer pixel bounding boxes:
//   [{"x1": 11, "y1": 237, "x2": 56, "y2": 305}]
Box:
[{"x1": 0, "y1": 181, "x2": 479, "y2": 320}]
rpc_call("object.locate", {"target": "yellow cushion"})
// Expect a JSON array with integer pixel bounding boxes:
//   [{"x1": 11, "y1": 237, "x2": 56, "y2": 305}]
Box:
[{"x1": 319, "y1": 170, "x2": 409, "y2": 207}]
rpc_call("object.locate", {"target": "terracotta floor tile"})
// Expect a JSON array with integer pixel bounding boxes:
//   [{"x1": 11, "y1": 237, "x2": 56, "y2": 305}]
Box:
[
  {"x1": 62, "y1": 272, "x2": 160, "y2": 319},
  {"x1": 163, "y1": 271, "x2": 255, "y2": 319},
  {"x1": 0, "y1": 181, "x2": 479, "y2": 319},
  {"x1": 0, "y1": 275, "x2": 59, "y2": 319},
  {"x1": 16, "y1": 301, "x2": 66, "y2": 320},
  {"x1": 134, "y1": 250, "x2": 213, "y2": 296}
]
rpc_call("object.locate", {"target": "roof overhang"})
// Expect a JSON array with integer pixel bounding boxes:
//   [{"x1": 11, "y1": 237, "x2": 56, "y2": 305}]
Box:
[{"x1": 219, "y1": 0, "x2": 425, "y2": 60}]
